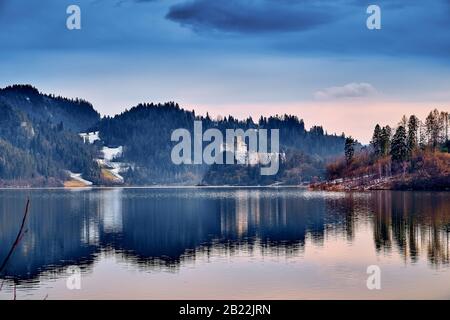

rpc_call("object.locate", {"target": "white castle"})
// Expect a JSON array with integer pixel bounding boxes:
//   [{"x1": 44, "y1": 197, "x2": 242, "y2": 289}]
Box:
[
  {"x1": 219, "y1": 134, "x2": 285, "y2": 166},
  {"x1": 79, "y1": 131, "x2": 100, "y2": 144}
]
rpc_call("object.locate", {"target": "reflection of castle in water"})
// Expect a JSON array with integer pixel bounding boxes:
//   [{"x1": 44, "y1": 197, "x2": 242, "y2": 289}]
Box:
[
  {"x1": 0, "y1": 189, "x2": 449, "y2": 283},
  {"x1": 109, "y1": 189, "x2": 328, "y2": 267}
]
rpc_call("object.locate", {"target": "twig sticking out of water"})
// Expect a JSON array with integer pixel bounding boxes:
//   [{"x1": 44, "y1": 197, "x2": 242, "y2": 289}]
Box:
[{"x1": 0, "y1": 199, "x2": 31, "y2": 274}]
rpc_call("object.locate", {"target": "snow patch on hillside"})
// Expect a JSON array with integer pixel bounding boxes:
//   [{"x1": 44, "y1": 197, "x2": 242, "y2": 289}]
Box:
[
  {"x1": 102, "y1": 146, "x2": 123, "y2": 161},
  {"x1": 108, "y1": 164, "x2": 125, "y2": 183},
  {"x1": 68, "y1": 171, "x2": 93, "y2": 186},
  {"x1": 76, "y1": 131, "x2": 130, "y2": 184},
  {"x1": 96, "y1": 159, "x2": 130, "y2": 183}
]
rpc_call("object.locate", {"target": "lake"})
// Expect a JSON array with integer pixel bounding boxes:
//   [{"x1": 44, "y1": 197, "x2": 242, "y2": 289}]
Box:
[{"x1": 0, "y1": 187, "x2": 449, "y2": 299}]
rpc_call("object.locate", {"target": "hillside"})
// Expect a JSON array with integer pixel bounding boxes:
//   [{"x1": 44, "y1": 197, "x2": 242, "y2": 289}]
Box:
[
  {"x1": 312, "y1": 151, "x2": 450, "y2": 191},
  {"x1": 0, "y1": 86, "x2": 101, "y2": 187},
  {"x1": 201, "y1": 149, "x2": 325, "y2": 186},
  {"x1": 312, "y1": 110, "x2": 450, "y2": 191},
  {"x1": 98, "y1": 103, "x2": 347, "y2": 185},
  {"x1": 0, "y1": 85, "x2": 351, "y2": 187},
  {"x1": 0, "y1": 85, "x2": 100, "y2": 132}
]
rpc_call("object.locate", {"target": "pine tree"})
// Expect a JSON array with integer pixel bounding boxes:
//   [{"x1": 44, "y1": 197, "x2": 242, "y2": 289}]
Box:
[
  {"x1": 345, "y1": 137, "x2": 356, "y2": 164},
  {"x1": 390, "y1": 126, "x2": 408, "y2": 162},
  {"x1": 425, "y1": 109, "x2": 442, "y2": 150},
  {"x1": 440, "y1": 111, "x2": 449, "y2": 142},
  {"x1": 371, "y1": 124, "x2": 382, "y2": 156},
  {"x1": 399, "y1": 115, "x2": 408, "y2": 128},
  {"x1": 380, "y1": 126, "x2": 391, "y2": 156},
  {"x1": 407, "y1": 115, "x2": 418, "y2": 156}
]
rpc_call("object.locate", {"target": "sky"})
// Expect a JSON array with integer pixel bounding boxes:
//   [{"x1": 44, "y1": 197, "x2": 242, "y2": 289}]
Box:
[{"x1": 0, "y1": 0, "x2": 449, "y2": 143}]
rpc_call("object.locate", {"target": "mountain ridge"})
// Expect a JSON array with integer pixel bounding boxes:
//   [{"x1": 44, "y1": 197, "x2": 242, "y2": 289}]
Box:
[
  {"x1": 0, "y1": 84, "x2": 100, "y2": 133},
  {"x1": 0, "y1": 85, "x2": 349, "y2": 186}
]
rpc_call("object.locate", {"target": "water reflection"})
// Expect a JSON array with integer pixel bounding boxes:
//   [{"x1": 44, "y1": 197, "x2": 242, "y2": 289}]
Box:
[
  {"x1": 371, "y1": 192, "x2": 450, "y2": 266},
  {"x1": 0, "y1": 188, "x2": 449, "y2": 287}
]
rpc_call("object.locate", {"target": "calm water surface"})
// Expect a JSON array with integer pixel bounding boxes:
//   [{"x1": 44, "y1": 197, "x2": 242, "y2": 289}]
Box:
[{"x1": 0, "y1": 188, "x2": 449, "y2": 299}]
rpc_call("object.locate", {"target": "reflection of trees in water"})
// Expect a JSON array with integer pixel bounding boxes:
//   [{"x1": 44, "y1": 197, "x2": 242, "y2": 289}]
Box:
[
  {"x1": 218, "y1": 191, "x2": 327, "y2": 249},
  {"x1": 373, "y1": 192, "x2": 393, "y2": 253},
  {"x1": 371, "y1": 192, "x2": 450, "y2": 267},
  {"x1": 1, "y1": 189, "x2": 450, "y2": 284},
  {"x1": 105, "y1": 195, "x2": 222, "y2": 270},
  {"x1": 114, "y1": 190, "x2": 329, "y2": 269},
  {"x1": 0, "y1": 191, "x2": 99, "y2": 283},
  {"x1": 219, "y1": 190, "x2": 328, "y2": 257},
  {"x1": 323, "y1": 194, "x2": 358, "y2": 242}
]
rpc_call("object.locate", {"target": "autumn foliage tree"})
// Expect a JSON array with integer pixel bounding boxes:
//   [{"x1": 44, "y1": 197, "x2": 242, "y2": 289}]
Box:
[{"x1": 325, "y1": 108, "x2": 450, "y2": 189}]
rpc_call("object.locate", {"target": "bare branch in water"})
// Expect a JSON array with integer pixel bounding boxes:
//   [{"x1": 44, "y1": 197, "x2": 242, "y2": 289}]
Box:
[{"x1": 0, "y1": 199, "x2": 31, "y2": 274}]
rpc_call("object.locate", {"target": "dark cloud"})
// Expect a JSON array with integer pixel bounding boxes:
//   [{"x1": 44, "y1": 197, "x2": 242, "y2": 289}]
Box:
[
  {"x1": 164, "y1": 0, "x2": 450, "y2": 58},
  {"x1": 166, "y1": 0, "x2": 336, "y2": 34}
]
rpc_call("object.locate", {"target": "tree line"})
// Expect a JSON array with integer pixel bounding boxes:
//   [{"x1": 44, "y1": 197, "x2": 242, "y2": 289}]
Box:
[
  {"x1": 99, "y1": 102, "x2": 347, "y2": 184},
  {"x1": 344, "y1": 109, "x2": 449, "y2": 165},
  {"x1": 330, "y1": 109, "x2": 450, "y2": 189}
]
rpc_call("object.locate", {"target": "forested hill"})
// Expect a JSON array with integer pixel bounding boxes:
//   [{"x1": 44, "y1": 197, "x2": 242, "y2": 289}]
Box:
[
  {"x1": 0, "y1": 85, "x2": 348, "y2": 186},
  {"x1": 0, "y1": 85, "x2": 100, "y2": 132},
  {"x1": 0, "y1": 101, "x2": 100, "y2": 187},
  {"x1": 98, "y1": 102, "x2": 347, "y2": 184},
  {"x1": 0, "y1": 85, "x2": 101, "y2": 186},
  {"x1": 99, "y1": 102, "x2": 346, "y2": 157}
]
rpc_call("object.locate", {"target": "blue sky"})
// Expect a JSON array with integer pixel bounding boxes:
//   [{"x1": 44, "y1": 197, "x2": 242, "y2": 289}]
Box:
[{"x1": 0, "y1": 0, "x2": 449, "y2": 142}]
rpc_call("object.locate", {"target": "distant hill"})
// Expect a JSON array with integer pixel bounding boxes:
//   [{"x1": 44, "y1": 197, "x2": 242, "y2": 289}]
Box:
[
  {"x1": 0, "y1": 85, "x2": 349, "y2": 186},
  {"x1": 0, "y1": 85, "x2": 101, "y2": 186},
  {"x1": 98, "y1": 102, "x2": 206, "y2": 184},
  {"x1": 0, "y1": 85, "x2": 100, "y2": 132},
  {"x1": 98, "y1": 103, "x2": 347, "y2": 185}
]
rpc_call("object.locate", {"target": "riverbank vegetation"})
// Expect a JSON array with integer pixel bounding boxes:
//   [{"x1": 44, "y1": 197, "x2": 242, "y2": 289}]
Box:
[{"x1": 313, "y1": 109, "x2": 450, "y2": 190}]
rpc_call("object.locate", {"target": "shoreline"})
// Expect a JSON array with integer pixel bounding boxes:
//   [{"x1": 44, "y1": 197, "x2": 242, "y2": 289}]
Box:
[
  {"x1": 0, "y1": 184, "x2": 448, "y2": 192},
  {"x1": 310, "y1": 176, "x2": 450, "y2": 192},
  {"x1": 0, "y1": 184, "x2": 310, "y2": 191}
]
